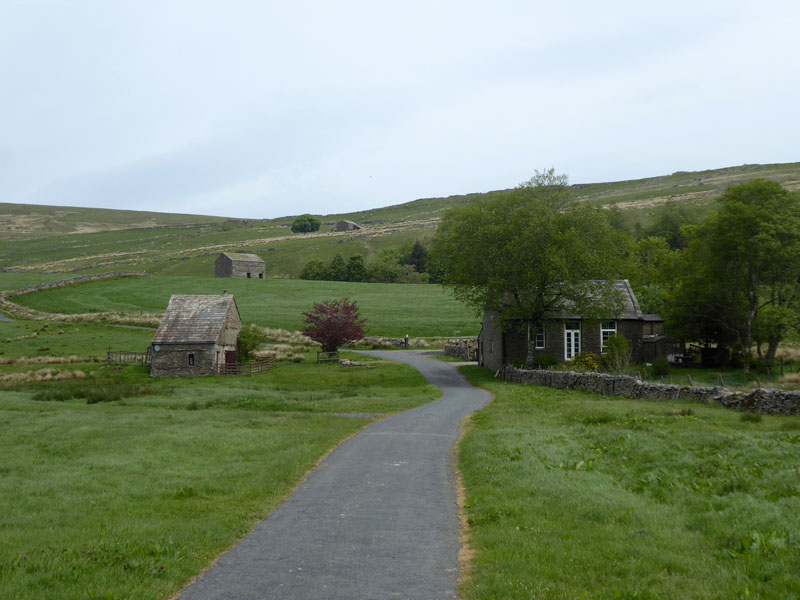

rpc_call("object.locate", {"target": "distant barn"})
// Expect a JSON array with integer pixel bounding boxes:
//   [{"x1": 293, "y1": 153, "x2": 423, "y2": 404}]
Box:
[
  {"x1": 150, "y1": 294, "x2": 241, "y2": 377},
  {"x1": 335, "y1": 220, "x2": 363, "y2": 232},
  {"x1": 215, "y1": 252, "x2": 265, "y2": 279}
]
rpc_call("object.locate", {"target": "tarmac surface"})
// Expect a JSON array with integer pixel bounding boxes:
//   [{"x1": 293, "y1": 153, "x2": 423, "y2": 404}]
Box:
[{"x1": 177, "y1": 351, "x2": 491, "y2": 600}]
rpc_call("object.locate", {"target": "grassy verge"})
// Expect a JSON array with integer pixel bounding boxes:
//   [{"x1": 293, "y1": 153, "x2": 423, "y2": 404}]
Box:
[
  {"x1": 459, "y1": 366, "x2": 800, "y2": 599},
  {"x1": 0, "y1": 359, "x2": 439, "y2": 600}
]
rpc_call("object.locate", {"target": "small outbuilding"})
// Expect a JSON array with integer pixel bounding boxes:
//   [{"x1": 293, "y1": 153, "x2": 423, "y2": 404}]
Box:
[
  {"x1": 150, "y1": 294, "x2": 241, "y2": 377},
  {"x1": 335, "y1": 220, "x2": 363, "y2": 232},
  {"x1": 215, "y1": 252, "x2": 265, "y2": 279}
]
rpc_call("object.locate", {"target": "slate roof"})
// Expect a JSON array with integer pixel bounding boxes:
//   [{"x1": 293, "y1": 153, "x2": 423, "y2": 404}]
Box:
[
  {"x1": 152, "y1": 295, "x2": 239, "y2": 344},
  {"x1": 220, "y1": 252, "x2": 264, "y2": 263},
  {"x1": 543, "y1": 280, "x2": 644, "y2": 320}
]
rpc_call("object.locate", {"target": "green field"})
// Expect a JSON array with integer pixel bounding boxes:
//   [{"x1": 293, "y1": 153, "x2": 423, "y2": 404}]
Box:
[
  {"x1": 0, "y1": 320, "x2": 154, "y2": 360},
  {"x1": 10, "y1": 276, "x2": 480, "y2": 338},
  {"x1": 459, "y1": 367, "x2": 800, "y2": 599},
  {"x1": 0, "y1": 357, "x2": 439, "y2": 600}
]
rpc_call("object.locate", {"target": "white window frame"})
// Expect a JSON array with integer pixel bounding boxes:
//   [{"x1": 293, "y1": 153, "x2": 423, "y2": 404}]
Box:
[
  {"x1": 600, "y1": 320, "x2": 617, "y2": 353},
  {"x1": 534, "y1": 323, "x2": 546, "y2": 349},
  {"x1": 564, "y1": 321, "x2": 581, "y2": 361}
]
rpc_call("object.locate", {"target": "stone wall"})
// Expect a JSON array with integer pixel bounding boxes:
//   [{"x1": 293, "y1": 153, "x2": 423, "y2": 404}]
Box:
[
  {"x1": 500, "y1": 366, "x2": 800, "y2": 415},
  {"x1": 444, "y1": 339, "x2": 478, "y2": 361}
]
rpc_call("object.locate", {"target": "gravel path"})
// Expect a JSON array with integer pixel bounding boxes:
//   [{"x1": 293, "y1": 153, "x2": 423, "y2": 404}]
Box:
[{"x1": 177, "y1": 350, "x2": 491, "y2": 600}]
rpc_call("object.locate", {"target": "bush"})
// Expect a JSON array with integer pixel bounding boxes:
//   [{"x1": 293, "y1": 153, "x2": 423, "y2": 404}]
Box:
[
  {"x1": 603, "y1": 334, "x2": 631, "y2": 374},
  {"x1": 237, "y1": 325, "x2": 268, "y2": 362},
  {"x1": 531, "y1": 354, "x2": 557, "y2": 369},
  {"x1": 567, "y1": 353, "x2": 601, "y2": 372},
  {"x1": 651, "y1": 357, "x2": 671, "y2": 377}
]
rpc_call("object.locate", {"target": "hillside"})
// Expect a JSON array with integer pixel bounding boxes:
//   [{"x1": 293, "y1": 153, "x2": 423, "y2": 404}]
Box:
[
  {"x1": 0, "y1": 203, "x2": 231, "y2": 240},
  {"x1": 1, "y1": 162, "x2": 798, "y2": 278}
]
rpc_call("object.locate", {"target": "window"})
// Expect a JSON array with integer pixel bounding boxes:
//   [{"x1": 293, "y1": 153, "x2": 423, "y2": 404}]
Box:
[
  {"x1": 188, "y1": 353, "x2": 195, "y2": 366},
  {"x1": 534, "y1": 323, "x2": 545, "y2": 349},
  {"x1": 247, "y1": 272, "x2": 251, "y2": 278},
  {"x1": 601, "y1": 321, "x2": 617, "y2": 353}
]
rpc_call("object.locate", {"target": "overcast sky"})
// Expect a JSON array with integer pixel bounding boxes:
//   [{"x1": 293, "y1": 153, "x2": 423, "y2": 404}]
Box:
[{"x1": 1, "y1": 1, "x2": 798, "y2": 219}]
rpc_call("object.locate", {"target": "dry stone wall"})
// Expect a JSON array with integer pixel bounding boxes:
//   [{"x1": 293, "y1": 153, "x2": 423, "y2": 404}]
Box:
[
  {"x1": 444, "y1": 339, "x2": 478, "y2": 360},
  {"x1": 501, "y1": 366, "x2": 800, "y2": 415}
]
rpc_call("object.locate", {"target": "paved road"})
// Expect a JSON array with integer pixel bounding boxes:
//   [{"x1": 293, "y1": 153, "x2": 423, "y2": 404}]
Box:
[{"x1": 178, "y1": 351, "x2": 491, "y2": 600}]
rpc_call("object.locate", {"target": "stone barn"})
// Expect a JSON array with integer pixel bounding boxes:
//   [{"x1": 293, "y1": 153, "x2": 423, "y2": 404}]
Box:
[
  {"x1": 150, "y1": 294, "x2": 241, "y2": 377},
  {"x1": 479, "y1": 280, "x2": 670, "y2": 370},
  {"x1": 335, "y1": 220, "x2": 363, "y2": 232},
  {"x1": 215, "y1": 252, "x2": 265, "y2": 279}
]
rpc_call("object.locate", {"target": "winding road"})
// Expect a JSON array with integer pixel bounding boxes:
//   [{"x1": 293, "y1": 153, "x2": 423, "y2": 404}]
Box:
[{"x1": 178, "y1": 351, "x2": 491, "y2": 600}]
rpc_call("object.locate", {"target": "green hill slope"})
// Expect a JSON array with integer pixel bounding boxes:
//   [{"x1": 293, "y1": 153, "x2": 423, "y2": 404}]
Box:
[{"x1": 1, "y1": 162, "x2": 798, "y2": 278}]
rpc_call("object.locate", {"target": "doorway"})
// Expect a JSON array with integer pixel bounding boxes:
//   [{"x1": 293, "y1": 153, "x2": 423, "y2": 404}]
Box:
[{"x1": 564, "y1": 321, "x2": 581, "y2": 361}]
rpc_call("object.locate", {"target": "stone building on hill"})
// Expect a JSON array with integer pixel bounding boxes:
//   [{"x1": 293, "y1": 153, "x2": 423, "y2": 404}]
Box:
[
  {"x1": 215, "y1": 252, "x2": 265, "y2": 279},
  {"x1": 150, "y1": 294, "x2": 241, "y2": 377},
  {"x1": 335, "y1": 220, "x2": 363, "y2": 232}
]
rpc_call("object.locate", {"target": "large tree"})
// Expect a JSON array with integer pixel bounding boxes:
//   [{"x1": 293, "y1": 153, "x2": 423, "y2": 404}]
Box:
[
  {"x1": 432, "y1": 170, "x2": 629, "y2": 336},
  {"x1": 291, "y1": 214, "x2": 321, "y2": 233},
  {"x1": 665, "y1": 179, "x2": 800, "y2": 364}
]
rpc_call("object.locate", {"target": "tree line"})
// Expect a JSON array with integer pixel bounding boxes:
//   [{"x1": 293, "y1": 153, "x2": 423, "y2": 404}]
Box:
[{"x1": 300, "y1": 241, "x2": 442, "y2": 284}]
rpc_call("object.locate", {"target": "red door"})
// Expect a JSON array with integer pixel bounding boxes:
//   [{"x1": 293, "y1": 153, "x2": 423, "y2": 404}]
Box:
[{"x1": 225, "y1": 350, "x2": 238, "y2": 364}]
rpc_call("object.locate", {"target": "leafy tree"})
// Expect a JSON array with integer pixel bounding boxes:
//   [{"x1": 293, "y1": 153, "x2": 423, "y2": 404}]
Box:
[
  {"x1": 407, "y1": 240, "x2": 429, "y2": 273},
  {"x1": 291, "y1": 214, "x2": 322, "y2": 234},
  {"x1": 622, "y1": 236, "x2": 679, "y2": 314},
  {"x1": 432, "y1": 170, "x2": 629, "y2": 348},
  {"x1": 236, "y1": 325, "x2": 267, "y2": 362},
  {"x1": 329, "y1": 254, "x2": 347, "y2": 281},
  {"x1": 665, "y1": 179, "x2": 800, "y2": 364},
  {"x1": 301, "y1": 297, "x2": 367, "y2": 352},
  {"x1": 641, "y1": 204, "x2": 694, "y2": 249},
  {"x1": 367, "y1": 249, "x2": 405, "y2": 283},
  {"x1": 345, "y1": 254, "x2": 367, "y2": 282},
  {"x1": 300, "y1": 258, "x2": 328, "y2": 280}
]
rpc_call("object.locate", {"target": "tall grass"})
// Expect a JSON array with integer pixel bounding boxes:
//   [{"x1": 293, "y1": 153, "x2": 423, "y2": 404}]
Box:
[{"x1": 459, "y1": 366, "x2": 800, "y2": 599}]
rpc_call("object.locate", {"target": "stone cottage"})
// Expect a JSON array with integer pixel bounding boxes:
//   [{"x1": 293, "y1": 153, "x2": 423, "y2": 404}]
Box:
[
  {"x1": 335, "y1": 220, "x2": 363, "y2": 232},
  {"x1": 215, "y1": 252, "x2": 265, "y2": 279},
  {"x1": 150, "y1": 294, "x2": 241, "y2": 377},
  {"x1": 479, "y1": 280, "x2": 668, "y2": 371}
]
